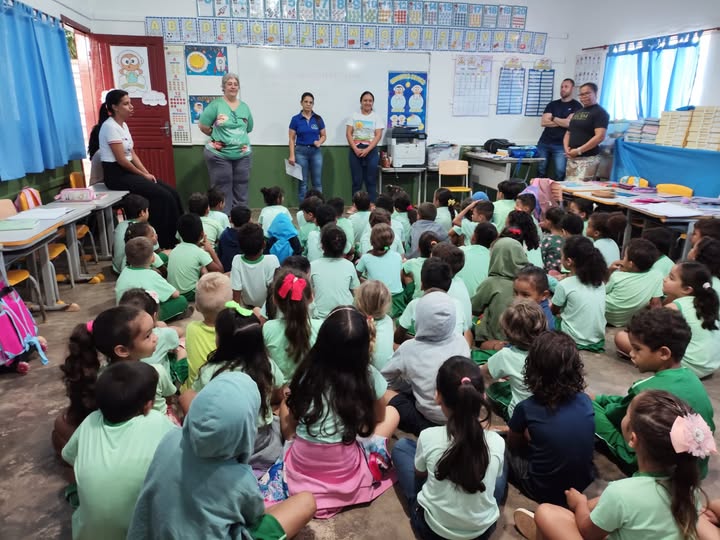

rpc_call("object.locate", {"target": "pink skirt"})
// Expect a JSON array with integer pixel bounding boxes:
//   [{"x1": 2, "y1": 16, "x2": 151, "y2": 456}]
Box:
[{"x1": 284, "y1": 436, "x2": 396, "y2": 519}]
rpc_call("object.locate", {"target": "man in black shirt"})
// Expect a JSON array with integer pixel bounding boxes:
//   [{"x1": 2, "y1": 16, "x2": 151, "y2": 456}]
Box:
[
  {"x1": 536, "y1": 79, "x2": 582, "y2": 181},
  {"x1": 564, "y1": 83, "x2": 609, "y2": 181}
]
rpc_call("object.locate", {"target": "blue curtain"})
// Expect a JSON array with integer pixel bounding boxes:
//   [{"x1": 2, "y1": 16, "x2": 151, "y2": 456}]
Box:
[
  {"x1": 600, "y1": 31, "x2": 702, "y2": 120},
  {"x1": 0, "y1": 1, "x2": 85, "y2": 181}
]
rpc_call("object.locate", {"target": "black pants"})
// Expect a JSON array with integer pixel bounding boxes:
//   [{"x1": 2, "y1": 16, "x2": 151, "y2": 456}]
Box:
[{"x1": 103, "y1": 162, "x2": 183, "y2": 248}]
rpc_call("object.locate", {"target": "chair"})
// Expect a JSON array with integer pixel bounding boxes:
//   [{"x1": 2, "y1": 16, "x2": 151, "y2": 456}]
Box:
[
  {"x1": 6, "y1": 269, "x2": 46, "y2": 323},
  {"x1": 62, "y1": 172, "x2": 98, "y2": 266},
  {"x1": 438, "y1": 160, "x2": 471, "y2": 197},
  {"x1": 656, "y1": 183, "x2": 693, "y2": 197}
]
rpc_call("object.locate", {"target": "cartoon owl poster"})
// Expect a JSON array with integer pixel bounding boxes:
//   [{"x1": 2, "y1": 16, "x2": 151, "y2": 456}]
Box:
[{"x1": 110, "y1": 46, "x2": 152, "y2": 97}]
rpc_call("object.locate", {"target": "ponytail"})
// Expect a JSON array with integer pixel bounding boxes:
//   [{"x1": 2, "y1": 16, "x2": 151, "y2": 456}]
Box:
[
  {"x1": 563, "y1": 235, "x2": 607, "y2": 286},
  {"x1": 60, "y1": 323, "x2": 100, "y2": 426},
  {"x1": 273, "y1": 269, "x2": 313, "y2": 365},
  {"x1": 677, "y1": 262, "x2": 719, "y2": 330},
  {"x1": 435, "y1": 188, "x2": 457, "y2": 220},
  {"x1": 434, "y1": 357, "x2": 490, "y2": 493},
  {"x1": 502, "y1": 210, "x2": 539, "y2": 250}
]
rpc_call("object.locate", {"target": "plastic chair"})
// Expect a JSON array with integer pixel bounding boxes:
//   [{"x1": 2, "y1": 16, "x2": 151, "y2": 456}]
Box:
[
  {"x1": 438, "y1": 160, "x2": 471, "y2": 196},
  {"x1": 656, "y1": 183, "x2": 693, "y2": 197},
  {"x1": 63, "y1": 172, "x2": 98, "y2": 265},
  {"x1": 6, "y1": 269, "x2": 46, "y2": 323},
  {"x1": 69, "y1": 172, "x2": 85, "y2": 188}
]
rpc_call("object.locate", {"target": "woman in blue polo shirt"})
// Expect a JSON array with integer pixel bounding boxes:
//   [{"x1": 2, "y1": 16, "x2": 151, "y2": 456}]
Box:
[{"x1": 288, "y1": 92, "x2": 327, "y2": 201}]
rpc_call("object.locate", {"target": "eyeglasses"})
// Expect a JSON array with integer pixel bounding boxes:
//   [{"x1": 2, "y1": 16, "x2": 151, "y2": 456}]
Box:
[{"x1": 578, "y1": 92, "x2": 593, "y2": 97}]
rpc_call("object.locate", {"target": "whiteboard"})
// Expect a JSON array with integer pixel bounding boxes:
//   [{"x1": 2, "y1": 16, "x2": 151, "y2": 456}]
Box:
[{"x1": 235, "y1": 47, "x2": 430, "y2": 145}]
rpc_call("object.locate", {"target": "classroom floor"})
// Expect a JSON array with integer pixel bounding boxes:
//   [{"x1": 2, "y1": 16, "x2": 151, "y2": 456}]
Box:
[{"x1": 1, "y1": 255, "x2": 719, "y2": 540}]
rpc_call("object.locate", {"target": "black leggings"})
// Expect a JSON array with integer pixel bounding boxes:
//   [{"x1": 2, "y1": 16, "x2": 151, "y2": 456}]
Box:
[{"x1": 103, "y1": 162, "x2": 183, "y2": 248}]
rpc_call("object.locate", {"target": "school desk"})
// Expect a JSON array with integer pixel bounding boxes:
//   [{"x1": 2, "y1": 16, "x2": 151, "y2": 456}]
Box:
[{"x1": 464, "y1": 152, "x2": 545, "y2": 190}]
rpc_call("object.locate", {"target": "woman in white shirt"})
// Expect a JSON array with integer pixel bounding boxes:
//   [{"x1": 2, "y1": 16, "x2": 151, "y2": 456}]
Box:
[
  {"x1": 345, "y1": 91, "x2": 384, "y2": 202},
  {"x1": 95, "y1": 90, "x2": 182, "y2": 248}
]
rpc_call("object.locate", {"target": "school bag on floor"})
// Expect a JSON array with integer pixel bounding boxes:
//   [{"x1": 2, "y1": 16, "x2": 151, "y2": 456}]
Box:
[{"x1": 0, "y1": 280, "x2": 48, "y2": 367}]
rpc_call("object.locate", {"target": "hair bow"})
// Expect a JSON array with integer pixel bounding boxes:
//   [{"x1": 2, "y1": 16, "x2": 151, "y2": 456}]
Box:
[
  {"x1": 406, "y1": 205, "x2": 414, "y2": 211},
  {"x1": 670, "y1": 414, "x2": 717, "y2": 458},
  {"x1": 86, "y1": 320, "x2": 94, "y2": 333},
  {"x1": 225, "y1": 301, "x2": 254, "y2": 317},
  {"x1": 460, "y1": 376, "x2": 472, "y2": 386},
  {"x1": 703, "y1": 282, "x2": 712, "y2": 290},
  {"x1": 507, "y1": 227, "x2": 522, "y2": 235},
  {"x1": 278, "y1": 274, "x2": 307, "y2": 301},
  {"x1": 447, "y1": 199, "x2": 456, "y2": 206},
  {"x1": 146, "y1": 290, "x2": 160, "y2": 304}
]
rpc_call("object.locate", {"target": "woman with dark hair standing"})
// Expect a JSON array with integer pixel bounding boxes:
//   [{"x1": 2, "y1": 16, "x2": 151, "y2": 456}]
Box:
[
  {"x1": 288, "y1": 92, "x2": 327, "y2": 201},
  {"x1": 345, "y1": 91, "x2": 384, "y2": 202},
  {"x1": 94, "y1": 89, "x2": 183, "y2": 248}
]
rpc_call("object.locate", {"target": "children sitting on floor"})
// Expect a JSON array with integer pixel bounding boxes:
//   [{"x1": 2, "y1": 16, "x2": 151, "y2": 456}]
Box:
[
  {"x1": 296, "y1": 189, "x2": 324, "y2": 230},
  {"x1": 129, "y1": 372, "x2": 316, "y2": 539},
  {"x1": 206, "y1": 187, "x2": 230, "y2": 230},
  {"x1": 297, "y1": 195, "x2": 321, "y2": 251},
  {"x1": 403, "y1": 231, "x2": 439, "y2": 300},
  {"x1": 457, "y1": 222, "x2": 498, "y2": 297},
  {"x1": 258, "y1": 186, "x2": 291, "y2": 238},
  {"x1": 605, "y1": 238, "x2": 663, "y2": 327},
  {"x1": 450, "y1": 198, "x2": 494, "y2": 247},
  {"x1": 391, "y1": 190, "x2": 413, "y2": 248},
  {"x1": 505, "y1": 331, "x2": 595, "y2": 507},
  {"x1": 310, "y1": 225, "x2": 359, "y2": 319},
  {"x1": 112, "y1": 194, "x2": 149, "y2": 274},
  {"x1": 231, "y1": 223, "x2": 280, "y2": 308},
  {"x1": 691, "y1": 216, "x2": 720, "y2": 245},
  {"x1": 513, "y1": 265, "x2": 555, "y2": 330},
  {"x1": 354, "y1": 280, "x2": 394, "y2": 371},
  {"x1": 167, "y1": 214, "x2": 223, "y2": 301},
  {"x1": 560, "y1": 212, "x2": 584, "y2": 237},
  {"x1": 328, "y1": 196, "x2": 356, "y2": 258},
  {"x1": 63, "y1": 362, "x2": 177, "y2": 540},
  {"x1": 518, "y1": 389, "x2": 716, "y2": 540},
  {"x1": 409, "y1": 203, "x2": 449, "y2": 257},
  {"x1": 188, "y1": 192, "x2": 223, "y2": 248},
  {"x1": 504, "y1": 210, "x2": 543, "y2": 268},
  {"x1": 356, "y1": 223, "x2": 404, "y2": 317},
  {"x1": 586, "y1": 211, "x2": 626, "y2": 268},
  {"x1": 567, "y1": 197, "x2": 593, "y2": 235},
  {"x1": 282, "y1": 307, "x2": 399, "y2": 518},
  {"x1": 492, "y1": 180, "x2": 525, "y2": 231},
  {"x1": 121, "y1": 222, "x2": 167, "y2": 274},
  {"x1": 552, "y1": 236, "x2": 607, "y2": 350},
  {"x1": 374, "y1": 194, "x2": 406, "y2": 247},
  {"x1": 115, "y1": 237, "x2": 189, "y2": 322},
  {"x1": 689, "y1": 236, "x2": 720, "y2": 299},
  {"x1": 348, "y1": 191, "x2": 372, "y2": 243},
  {"x1": 184, "y1": 272, "x2": 232, "y2": 391},
  {"x1": 393, "y1": 356, "x2": 505, "y2": 540},
  {"x1": 592, "y1": 308, "x2": 715, "y2": 475},
  {"x1": 383, "y1": 291, "x2": 470, "y2": 435},
  {"x1": 642, "y1": 226, "x2": 675, "y2": 278},
  {"x1": 306, "y1": 204, "x2": 340, "y2": 261},
  {"x1": 432, "y1": 242, "x2": 473, "y2": 335},
  {"x1": 217, "y1": 205, "x2": 251, "y2": 272},
  {"x1": 433, "y1": 187, "x2": 457, "y2": 232},
  {"x1": 539, "y1": 206, "x2": 565, "y2": 272},
  {"x1": 359, "y1": 208, "x2": 404, "y2": 255}
]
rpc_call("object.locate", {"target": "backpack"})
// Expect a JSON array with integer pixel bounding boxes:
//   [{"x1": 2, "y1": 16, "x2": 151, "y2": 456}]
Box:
[
  {"x1": 483, "y1": 138, "x2": 515, "y2": 154},
  {"x1": 0, "y1": 281, "x2": 48, "y2": 367},
  {"x1": 521, "y1": 179, "x2": 563, "y2": 221},
  {"x1": 15, "y1": 187, "x2": 42, "y2": 212}
]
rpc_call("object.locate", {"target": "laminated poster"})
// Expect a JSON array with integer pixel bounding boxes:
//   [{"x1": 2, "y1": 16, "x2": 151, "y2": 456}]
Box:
[
  {"x1": 332, "y1": 0, "x2": 347, "y2": 21},
  {"x1": 511, "y1": 5, "x2": 527, "y2": 29},
  {"x1": 436, "y1": 28, "x2": 449, "y2": 50},
  {"x1": 452, "y1": 3, "x2": 467, "y2": 27},
  {"x1": 468, "y1": 5, "x2": 482, "y2": 27},
  {"x1": 181, "y1": 18, "x2": 199, "y2": 42},
  {"x1": 449, "y1": 28, "x2": 463, "y2": 51},
  {"x1": 214, "y1": 0, "x2": 231, "y2": 16},
  {"x1": 265, "y1": 21, "x2": 281, "y2": 43},
  {"x1": 492, "y1": 30, "x2": 506, "y2": 52},
  {"x1": 407, "y1": 1, "x2": 422, "y2": 24},
  {"x1": 437, "y1": 2, "x2": 452, "y2": 25},
  {"x1": 298, "y1": 22, "x2": 314, "y2": 46},
  {"x1": 463, "y1": 29, "x2": 477, "y2": 52},
  {"x1": 387, "y1": 71, "x2": 428, "y2": 130},
  {"x1": 197, "y1": 0, "x2": 214, "y2": 17},
  {"x1": 347, "y1": 25, "x2": 362, "y2": 47},
  {"x1": 362, "y1": 0, "x2": 378, "y2": 22},
  {"x1": 249, "y1": 0, "x2": 264, "y2": 18},
  {"x1": 392, "y1": 27, "x2": 406, "y2": 49},
  {"x1": 198, "y1": 18, "x2": 216, "y2": 42},
  {"x1": 163, "y1": 18, "x2": 181, "y2": 42},
  {"x1": 332, "y1": 24, "x2": 347, "y2": 47},
  {"x1": 265, "y1": 0, "x2": 281, "y2": 17},
  {"x1": 477, "y1": 29, "x2": 491, "y2": 52},
  {"x1": 482, "y1": 5, "x2": 497, "y2": 28},
  {"x1": 232, "y1": 20, "x2": 250, "y2": 44},
  {"x1": 185, "y1": 45, "x2": 228, "y2": 76},
  {"x1": 407, "y1": 27, "x2": 421, "y2": 50},
  {"x1": 111, "y1": 45, "x2": 151, "y2": 98},
  {"x1": 315, "y1": 0, "x2": 331, "y2": 20},
  {"x1": 362, "y1": 25, "x2": 377, "y2": 48},
  {"x1": 231, "y1": 0, "x2": 249, "y2": 17},
  {"x1": 281, "y1": 0, "x2": 297, "y2": 18},
  {"x1": 377, "y1": 0, "x2": 392, "y2": 23},
  {"x1": 189, "y1": 95, "x2": 219, "y2": 124},
  {"x1": 249, "y1": 21, "x2": 265, "y2": 44},
  {"x1": 346, "y1": 0, "x2": 362, "y2": 22},
  {"x1": 299, "y1": 0, "x2": 314, "y2": 20},
  {"x1": 497, "y1": 5, "x2": 512, "y2": 28},
  {"x1": 282, "y1": 22, "x2": 298, "y2": 45},
  {"x1": 215, "y1": 19, "x2": 231, "y2": 42},
  {"x1": 146, "y1": 17, "x2": 163, "y2": 36},
  {"x1": 421, "y1": 27, "x2": 435, "y2": 50},
  {"x1": 315, "y1": 23, "x2": 330, "y2": 46},
  {"x1": 378, "y1": 26, "x2": 392, "y2": 49},
  {"x1": 423, "y1": 2, "x2": 437, "y2": 25}
]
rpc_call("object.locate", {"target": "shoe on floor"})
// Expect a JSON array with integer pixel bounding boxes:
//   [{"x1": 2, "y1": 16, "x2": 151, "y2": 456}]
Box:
[{"x1": 514, "y1": 508, "x2": 537, "y2": 540}]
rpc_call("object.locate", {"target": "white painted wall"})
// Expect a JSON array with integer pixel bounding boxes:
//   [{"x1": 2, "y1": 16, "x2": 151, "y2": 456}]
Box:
[{"x1": 31, "y1": 0, "x2": 91, "y2": 27}]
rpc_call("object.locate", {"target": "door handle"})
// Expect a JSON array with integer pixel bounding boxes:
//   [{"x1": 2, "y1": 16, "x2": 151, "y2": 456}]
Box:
[{"x1": 161, "y1": 121, "x2": 170, "y2": 137}]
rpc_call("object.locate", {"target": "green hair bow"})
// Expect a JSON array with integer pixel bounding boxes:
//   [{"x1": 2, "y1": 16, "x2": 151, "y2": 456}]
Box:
[{"x1": 225, "y1": 301, "x2": 254, "y2": 317}]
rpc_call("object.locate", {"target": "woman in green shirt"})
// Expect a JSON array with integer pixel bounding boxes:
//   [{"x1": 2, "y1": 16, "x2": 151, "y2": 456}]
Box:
[{"x1": 199, "y1": 73, "x2": 254, "y2": 211}]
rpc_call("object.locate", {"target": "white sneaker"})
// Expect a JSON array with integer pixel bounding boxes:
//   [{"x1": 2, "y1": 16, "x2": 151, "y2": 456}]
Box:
[{"x1": 514, "y1": 508, "x2": 537, "y2": 540}]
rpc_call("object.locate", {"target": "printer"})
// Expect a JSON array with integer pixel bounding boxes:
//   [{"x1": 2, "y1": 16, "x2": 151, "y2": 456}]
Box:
[{"x1": 387, "y1": 127, "x2": 427, "y2": 167}]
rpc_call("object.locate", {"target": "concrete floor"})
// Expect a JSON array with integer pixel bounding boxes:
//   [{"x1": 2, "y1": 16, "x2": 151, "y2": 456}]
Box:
[{"x1": 1, "y1": 256, "x2": 719, "y2": 540}]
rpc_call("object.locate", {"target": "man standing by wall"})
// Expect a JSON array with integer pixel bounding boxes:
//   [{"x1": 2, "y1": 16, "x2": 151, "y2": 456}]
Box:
[{"x1": 536, "y1": 79, "x2": 582, "y2": 181}]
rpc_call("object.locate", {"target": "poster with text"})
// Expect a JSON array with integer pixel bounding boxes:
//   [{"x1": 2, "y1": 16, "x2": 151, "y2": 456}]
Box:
[
  {"x1": 387, "y1": 71, "x2": 428, "y2": 131},
  {"x1": 111, "y1": 46, "x2": 152, "y2": 97},
  {"x1": 185, "y1": 45, "x2": 228, "y2": 76}
]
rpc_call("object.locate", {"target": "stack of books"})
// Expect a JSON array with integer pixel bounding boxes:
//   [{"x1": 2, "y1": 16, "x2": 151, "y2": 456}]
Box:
[
  {"x1": 624, "y1": 121, "x2": 645, "y2": 143},
  {"x1": 655, "y1": 111, "x2": 693, "y2": 147},
  {"x1": 685, "y1": 106, "x2": 720, "y2": 151},
  {"x1": 640, "y1": 118, "x2": 659, "y2": 144}
]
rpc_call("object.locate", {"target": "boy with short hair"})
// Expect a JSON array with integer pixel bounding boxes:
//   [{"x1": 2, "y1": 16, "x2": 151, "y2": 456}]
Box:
[
  {"x1": 217, "y1": 205, "x2": 251, "y2": 273},
  {"x1": 493, "y1": 180, "x2": 525, "y2": 230},
  {"x1": 450, "y1": 199, "x2": 494, "y2": 246},
  {"x1": 167, "y1": 214, "x2": 223, "y2": 301},
  {"x1": 116, "y1": 237, "x2": 189, "y2": 322},
  {"x1": 348, "y1": 191, "x2": 372, "y2": 243},
  {"x1": 409, "y1": 203, "x2": 449, "y2": 258},
  {"x1": 431, "y1": 242, "x2": 472, "y2": 334},
  {"x1": 691, "y1": 217, "x2": 720, "y2": 245},
  {"x1": 184, "y1": 272, "x2": 232, "y2": 390},
  {"x1": 457, "y1": 222, "x2": 498, "y2": 297},
  {"x1": 62, "y1": 362, "x2": 177, "y2": 540},
  {"x1": 298, "y1": 195, "x2": 322, "y2": 251},
  {"x1": 327, "y1": 196, "x2": 355, "y2": 258},
  {"x1": 642, "y1": 226, "x2": 675, "y2": 278},
  {"x1": 568, "y1": 197, "x2": 593, "y2": 235},
  {"x1": 206, "y1": 187, "x2": 230, "y2": 230},
  {"x1": 188, "y1": 192, "x2": 224, "y2": 247},
  {"x1": 605, "y1": 238, "x2": 663, "y2": 327},
  {"x1": 305, "y1": 204, "x2": 339, "y2": 262},
  {"x1": 231, "y1": 223, "x2": 279, "y2": 308},
  {"x1": 113, "y1": 194, "x2": 150, "y2": 274},
  {"x1": 560, "y1": 213, "x2": 584, "y2": 237},
  {"x1": 592, "y1": 308, "x2": 715, "y2": 474}
]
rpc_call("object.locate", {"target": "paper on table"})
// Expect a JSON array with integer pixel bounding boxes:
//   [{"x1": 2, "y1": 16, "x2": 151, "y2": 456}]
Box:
[
  {"x1": 284, "y1": 159, "x2": 303, "y2": 181},
  {"x1": 0, "y1": 219, "x2": 39, "y2": 231},
  {"x1": 622, "y1": 201, "x2": 702, "y2": 218},
  {"x1": 6, "y1": 207, "x2": 71, "y2": 220}
]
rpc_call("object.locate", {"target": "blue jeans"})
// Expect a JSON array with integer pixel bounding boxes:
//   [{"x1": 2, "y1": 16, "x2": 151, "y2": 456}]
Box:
[
  {"x1": 392, "y1": 438, "x2": 500, "y2": 540},
  {"x1": 537, "y1": 142, "x2": 568, "y2": 181},
  {"x1": 348, "y1": 145, "x2": 379, "y2": 201},
  {"x1": 294, "y1": 145, "x2": 323, "y2": 200}
]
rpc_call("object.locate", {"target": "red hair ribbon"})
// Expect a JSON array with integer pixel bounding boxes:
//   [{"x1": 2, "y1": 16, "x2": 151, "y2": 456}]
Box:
[
  {"x1": 507, "y1": 227, "x2": 522, "y2": 234},
  {"x1": 407, "y1": 205, "x2": 414, "y2": 211},
  {"x1": 86, "y1": 320, "x2": 94, "y2": 333},
  {"x1": 278, "y1": 274, "x2": 307, "y2": 301}
]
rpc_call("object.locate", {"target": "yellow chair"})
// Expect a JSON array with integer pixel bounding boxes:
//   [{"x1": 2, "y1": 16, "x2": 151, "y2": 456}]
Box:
[
  {"x1": 69, "y1": 171, "x2": 85, "y2": 188},
  {"x1": 656, "y1": 183, "x2": 693, "y2": 197},
  {"x1": 63, "y1": 171, "x2": 98, "y2": 264},
  {"x1": 438, "y1": 160, "x2": 471, "y2": 197},
  {"x1": 6, "y1": 269, "x2": 46, "y2": 323}
]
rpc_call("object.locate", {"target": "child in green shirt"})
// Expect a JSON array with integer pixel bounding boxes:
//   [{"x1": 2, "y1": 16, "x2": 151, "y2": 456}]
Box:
[
  {"x1": 642, "y1": 226, "x2": 675, "y2": 278},
  {"x1": 492, "y1": 180, "x2": 524, "y2": 230},
  {"x1": 122, "y1": 221, "x2": 168, "y2": 275},
  {"x1": 297, "y1": 195, "x2": 321, "y2": 251},
  {"x1": 188, "y1": 192, "x2": 224, "y2": 248},
  {"x1": 348, "y1": 191, "x2": 372, "y2": 243},
  {"x1": 403, "y1": 231, "x2": 440, "y2": 300},
  {"x1": 450, "y1": 198, "x2": 494, "y2": 247},
  {"x1": 112, "y1": 194, "x2": 149, "y2": 274},
  {"x1": 328, "y1": 196, "x2": 356, "y2": 258},
  {"x1": 206, "y1": 186, "x2": 230, "y2": 230},
  {"x1": 567, "y1": 197, "x2": 593, "y2": 236},
  {"x1": 167, "y1": 214, "x2": 223, "y2": 301}
]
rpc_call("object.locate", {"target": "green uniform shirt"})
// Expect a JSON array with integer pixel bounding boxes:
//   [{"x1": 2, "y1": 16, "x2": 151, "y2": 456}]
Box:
[
  {"x1": 115, "y1": 267, "x2": 177, "y2": 304},
  {"x1": 258, "y1": 205, "x2": 292, "y2": 237},
  {"x1": 262, "y1": 318, "x2": 323, "y2": 383},
  {"x1": 674, "y1": 295, "x2": 720, "y2": 378},
  {"x1": 199, "y1": 99, "x2": 253, "y2": 160},
  {"x1": 435, "y1": 207, "x2": 453, "y2": 233},
  {"x1": 457, "y1": 245, "x2": 490, "y2": 297},
  {"x1": 553, "y1": 275, "x2": 606, "y2": 347},
  {"x1": 336, "y1": 217, "x2": 356, "y2": 254},
  {"x1": 403, "y1": 257, "x2": 426, "y2": 299},
  {"x1": 452, "y1": 219, "x2": 478, "y2": 246},
  {"x1": 201, "y1": 215, "x2": 224, "y2": 247},
  {"x1": 348, "y1": 210, "x2": 371, "y2": 243},
  {"x1": 167, "y1": 242, "x2": 213, "y2": 294},
  {"x1": 208, "y1": 209, "x2": 230, "y2": 230},
  {"x1": 605, "y1": 270, "x2": 663, "y2": 327},
  {"x1": 595, "y1": 237, "x2": 620, "y2": 268},
  {"x1": 299, "y1": 221, "x2": 319, "y2": 250},
  {"x1": 487, "y1": 346, "x2": 531, "y2": 418},
  {"x1": 491, "y1": 199, "x2": 515, "y2": 230},
  {"x1": 310, "y1": 257, "x2": 360, "y2": 319},
  {"x1": 650, "y1": 254, "x2": 674, "y2": 278},
  {"x1": 184, "y1": 321, "x2": 216, "y2": 391}
]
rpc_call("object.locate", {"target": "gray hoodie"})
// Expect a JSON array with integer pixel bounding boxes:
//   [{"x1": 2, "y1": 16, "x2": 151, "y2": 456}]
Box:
[{"x1": 381, "y1": 291, "x2": 471, "y2": 424}]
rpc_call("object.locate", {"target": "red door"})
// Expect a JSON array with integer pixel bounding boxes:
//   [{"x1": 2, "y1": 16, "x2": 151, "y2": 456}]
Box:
[{"x1": 89, "y1": 35, "x2": 177, "y2": 186}]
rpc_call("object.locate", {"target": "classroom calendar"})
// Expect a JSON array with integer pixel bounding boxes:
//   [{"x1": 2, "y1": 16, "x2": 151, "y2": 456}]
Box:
[
  {"x1": 163, "y1": 45, "x2": 192, "y2": 145},
  {"x1": 452, "y1": 54, "x2": 492, "y2": 116},
  {"x1": 497, "y1": 66, "x2": 525, "y2": 115},
  {"x1": 525, "y1": 68, "x2": 554, "y2": 116}
]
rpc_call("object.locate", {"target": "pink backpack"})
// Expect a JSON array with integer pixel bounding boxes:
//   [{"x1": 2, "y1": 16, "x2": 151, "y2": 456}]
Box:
[
  {"x1": 0, "y1": 280, "x2": 48, "y2": 367},
  {"x1": 14, "y1": 187, "x2": 42, "y2": 212}
]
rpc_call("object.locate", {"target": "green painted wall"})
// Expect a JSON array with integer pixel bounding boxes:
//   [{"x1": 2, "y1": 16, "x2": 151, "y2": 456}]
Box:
[{"x1": 1, "y1": 162, "x2": 80, "y2": 203}]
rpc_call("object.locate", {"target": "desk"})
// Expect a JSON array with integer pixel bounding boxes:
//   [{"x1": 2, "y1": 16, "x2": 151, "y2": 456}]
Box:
[
  {"x1": 379, "y1": 167, "x2": 426, "y2": 204},
  {"x1": 43, "y1": 203, "x2": 95, "y2": 282},
  {"x1": 465, "y1": 152, "x2": 545, "y2": 190}
]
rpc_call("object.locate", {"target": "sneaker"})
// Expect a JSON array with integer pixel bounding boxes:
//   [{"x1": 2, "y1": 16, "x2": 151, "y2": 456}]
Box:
[{"x1": 514, "y1": 508, "x2": 537, "y2": 540}]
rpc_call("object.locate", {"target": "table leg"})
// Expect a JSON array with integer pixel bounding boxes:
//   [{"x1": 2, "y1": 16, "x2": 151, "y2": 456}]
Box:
[
  {"x1": 505, "y1": 163, "x2": 512, "y2": 181},
  {"x1": 101, "y1": 206, "x2": 116, "y2": 260},
  {"x1": 681, "y1": 221, "x2": 696, "y2": 260},
  {"x1": 621, "y1": 209, "x2": 633, "y2": 256},
  {"x1": 65, "y1": 223, "x2": 93, "y2": 282},
  {"x1": 36, "y1": 245, "x2": 58, "y2": 306},
  {"x1": 96, "y1": 208, "x2": 110, "y2": 259}
]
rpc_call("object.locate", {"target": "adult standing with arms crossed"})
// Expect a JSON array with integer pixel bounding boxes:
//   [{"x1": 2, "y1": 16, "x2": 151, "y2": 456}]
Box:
[
  {"x1": 346, "y1": 91, "x2": 384, "y2": 202},
  {"x1": 199, "y1": 73, "x2": 254, "y2": 211},
  {"x1": 536, "y1": 78, "x2": 582, "y2": 181},
  {"x1": 97, "y1": 89, "x2": 183, "y2": 249},
  {"x1": 564, "y1": 82, "x2": 610, "y2": 182},
  {"x1": 288, "y1": 92, "x2": 327, "y2": 201}
]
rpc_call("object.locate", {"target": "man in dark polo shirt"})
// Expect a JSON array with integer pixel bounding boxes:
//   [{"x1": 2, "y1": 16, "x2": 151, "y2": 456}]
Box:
[
  {"x1": 536, "y1": 78, "x2": 582, "y2": 181},
  {"x1": 564, "y1": 82, "x2": 610, "y2": 182}
]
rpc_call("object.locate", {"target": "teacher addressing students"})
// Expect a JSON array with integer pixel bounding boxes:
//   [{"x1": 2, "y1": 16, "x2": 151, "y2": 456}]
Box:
[
  {"x1": 563, "y1": 82, "x2": 609, "y2": 182},
  {"x1": 345, "y1": 91, "x2": 384, "y2": 202},
  {"x1": 96, "y1": 89, "x2": 183, "y2": 249},
  {"x1": 288, "y1": 92, "x2": 327, "y2": 201},
  {"x1": 198, "y1": 73, "x2": 254, "y2": 210}
]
